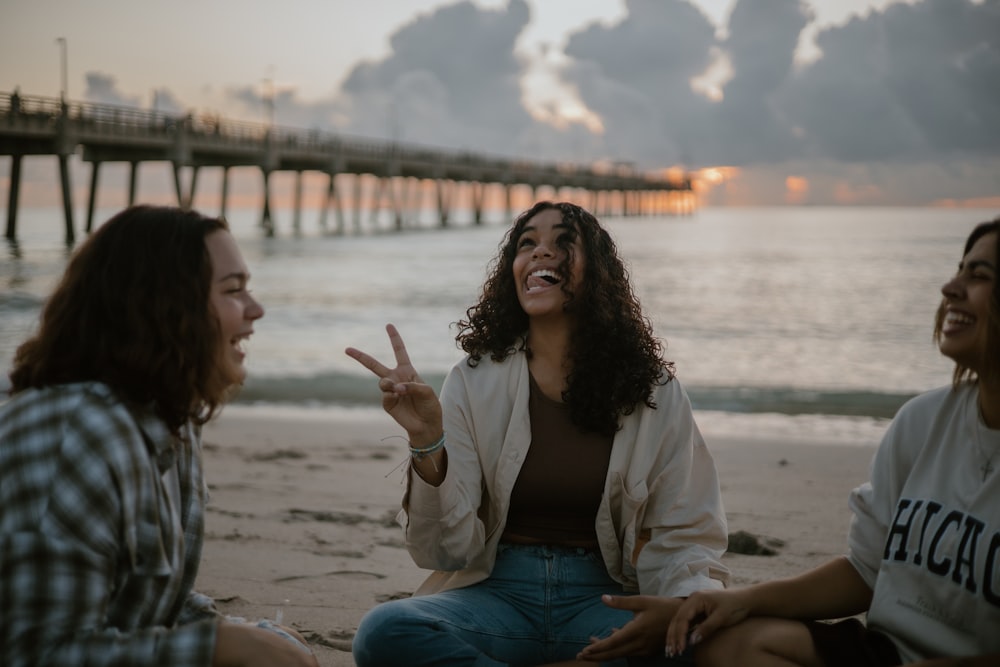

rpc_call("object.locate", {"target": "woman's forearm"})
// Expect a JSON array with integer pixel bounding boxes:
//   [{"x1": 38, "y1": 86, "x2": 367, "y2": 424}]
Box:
[{"x1": 746, "y1": 556, "x2": 873, "y2": 620}]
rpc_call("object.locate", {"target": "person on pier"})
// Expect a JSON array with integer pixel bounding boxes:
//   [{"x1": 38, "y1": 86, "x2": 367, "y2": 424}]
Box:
[
  {"x1": 347, "y1": 200, "x2": 729, "y2": 666},
  {"x1": 594, "y1": 216, "x2": 1000, "y2": 666},
  {"x1": 0, "y1": 205, "x2": 316, "y2": 667}
]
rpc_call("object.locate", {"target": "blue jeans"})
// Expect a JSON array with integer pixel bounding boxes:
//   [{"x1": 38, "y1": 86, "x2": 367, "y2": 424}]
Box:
[{"x1": 352, "y1": 543, "x2": 693, "y2": 666}]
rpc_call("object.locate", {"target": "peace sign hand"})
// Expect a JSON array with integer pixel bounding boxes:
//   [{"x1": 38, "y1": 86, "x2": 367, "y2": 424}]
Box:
[{"x1": 345, "y1": 323, "x2": 443, "y2": 446}]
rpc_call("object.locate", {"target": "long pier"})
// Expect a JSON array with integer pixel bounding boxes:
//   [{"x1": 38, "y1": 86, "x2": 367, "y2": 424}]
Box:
[{"x1": 1, "y1": 91, "x2": 694, "y2": 244}]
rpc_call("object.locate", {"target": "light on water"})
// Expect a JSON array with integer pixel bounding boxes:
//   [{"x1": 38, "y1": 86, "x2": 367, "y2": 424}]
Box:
[{"x1": 1, "y1": 205, "x2": 990, "y2": 446}]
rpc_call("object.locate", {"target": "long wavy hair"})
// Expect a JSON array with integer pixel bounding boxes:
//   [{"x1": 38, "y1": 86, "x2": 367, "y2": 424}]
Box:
[
  {"x1": 9, "y1": 205, "x2": 230, "y2": 435},
  {"x1": 933, "y1": 215, "x2": 1000, "y2": 387},
  {"x1": 456, "y1": 201, "x2": 670, "y2": 435}
]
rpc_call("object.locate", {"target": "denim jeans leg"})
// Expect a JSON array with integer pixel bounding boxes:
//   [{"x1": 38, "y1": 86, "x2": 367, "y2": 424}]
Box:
[
  {"x1": 353, "y1": 543, "x2": 670, "y2": 666},
  {"x1": 352, "y1": 583, "x2": 533, "y2": 667}
]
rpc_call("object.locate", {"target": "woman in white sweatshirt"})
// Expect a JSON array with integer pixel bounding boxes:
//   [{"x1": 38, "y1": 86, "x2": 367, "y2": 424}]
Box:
[{"x1": 660, "y1": 215, "x2": 1000, "y2": 667}]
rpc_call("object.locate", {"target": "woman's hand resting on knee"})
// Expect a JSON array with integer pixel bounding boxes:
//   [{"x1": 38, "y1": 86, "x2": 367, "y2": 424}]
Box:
[
  {"x1": 577, "y1": 594, "x2": 686, "y2": 661},
  {"x1": 665, "y1": 589, "x2": 753, "y2": 657}
]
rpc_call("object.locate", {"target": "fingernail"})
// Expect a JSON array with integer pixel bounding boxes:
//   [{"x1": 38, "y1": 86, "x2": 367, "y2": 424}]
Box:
[
  {"x1": 665, "y1": 645, "x2": 674, "y2": 658},
  {"x1": 690, "y1": 631, "x2": 702, "y2": 645},
  {"x1": 601, "y1": 594, "x2": 611, "y2": 602}
]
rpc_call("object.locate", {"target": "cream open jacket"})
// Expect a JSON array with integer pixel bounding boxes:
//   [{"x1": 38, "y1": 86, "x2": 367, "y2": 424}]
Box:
[{"x1": 400, "y1": 351, "x2": 730, "y2": 597}]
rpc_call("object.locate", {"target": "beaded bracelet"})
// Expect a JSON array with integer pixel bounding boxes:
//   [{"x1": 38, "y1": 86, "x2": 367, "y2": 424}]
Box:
[{"x1": 409, "y1": 432, "x2": 445, "y2": 461}]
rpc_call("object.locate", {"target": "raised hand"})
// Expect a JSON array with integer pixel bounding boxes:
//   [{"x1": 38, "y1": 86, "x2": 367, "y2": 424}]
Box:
[{"x1": 345, "y1": 323, "x2": 443, "y2": 446}]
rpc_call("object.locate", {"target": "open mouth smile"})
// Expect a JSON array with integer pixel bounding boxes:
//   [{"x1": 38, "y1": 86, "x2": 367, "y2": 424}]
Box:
[
  {"x1": 231, "y1": 332, "x2": 253, "y2": 356},
  {"x1": 525, "y1": 269, "x2": 561, "y2": 293},
  {"x1": 942, "y1": 309, "x2": 975, "y2": 335}
]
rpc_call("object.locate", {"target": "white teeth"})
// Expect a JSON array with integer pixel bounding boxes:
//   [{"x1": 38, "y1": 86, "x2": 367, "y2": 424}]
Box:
[
  {"x1": 530, "y1": 269, "x2": 559, "y2": 281},
  {"x1": 232, "y1": 335, "x2": 250, "y2": 353},
  {"x1": 525, "y1": 269, "x2": 560, "y2": 293},
  {"x1": 945, "y1": 312, "x2": 974, "y2": 326}
]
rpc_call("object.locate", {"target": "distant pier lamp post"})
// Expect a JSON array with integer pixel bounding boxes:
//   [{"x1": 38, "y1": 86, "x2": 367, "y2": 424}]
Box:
[
  {"x1": 262, "y1": 69, "x2": 275, "y2": 129},
  {"x1": 56, "y1": 37, "x2": 67, "y2": 101}
]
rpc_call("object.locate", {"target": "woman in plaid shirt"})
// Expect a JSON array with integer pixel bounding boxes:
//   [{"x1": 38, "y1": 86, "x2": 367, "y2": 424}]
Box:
[{"x1": 0, "y1": 206, "x2": 316, "y2": 667}]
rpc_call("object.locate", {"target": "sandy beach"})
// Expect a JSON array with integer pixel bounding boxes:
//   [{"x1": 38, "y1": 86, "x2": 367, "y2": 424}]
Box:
[{"x1": 196, "y1": 405, "x2": 879, "y2": 667}]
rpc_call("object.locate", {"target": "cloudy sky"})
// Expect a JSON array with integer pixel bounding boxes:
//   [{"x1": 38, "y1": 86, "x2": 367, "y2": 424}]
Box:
[{"x1": 1, "y1": 0, "x2": 998, "y2": 206}]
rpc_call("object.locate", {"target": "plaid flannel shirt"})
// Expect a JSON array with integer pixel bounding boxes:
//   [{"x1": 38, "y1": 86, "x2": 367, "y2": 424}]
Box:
[{"x1": 0, "y1": 382, "x2": 220, "y2": 667}]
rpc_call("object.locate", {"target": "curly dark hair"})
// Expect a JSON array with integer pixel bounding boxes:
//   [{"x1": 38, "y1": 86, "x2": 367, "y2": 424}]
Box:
[
  {"x1": 455, "y1": 201, "x2": 671, "y2": 436},
  {"x1": 9, "y1": 205, "x2": 230, "y2": 435},
  {"x1": 933, "y1": 215, "x2": 1000, "y2": 387}
]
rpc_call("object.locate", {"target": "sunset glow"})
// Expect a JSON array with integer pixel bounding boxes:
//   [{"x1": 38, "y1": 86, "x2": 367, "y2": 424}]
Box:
[
  {"x1": 693, "y1": 166, "x2": 740, "y2": 190},
  {"x1": 785, "y1": 176, "x2": 810, "y2": 204},
  {"x1": 931, "y1": 196, "x2": 1000, "y2": 208}
]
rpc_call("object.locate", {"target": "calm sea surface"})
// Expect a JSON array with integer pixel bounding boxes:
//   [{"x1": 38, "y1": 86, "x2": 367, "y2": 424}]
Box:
[{"x1": 2, "y1": 205, "x2": 993, "y2": 446}]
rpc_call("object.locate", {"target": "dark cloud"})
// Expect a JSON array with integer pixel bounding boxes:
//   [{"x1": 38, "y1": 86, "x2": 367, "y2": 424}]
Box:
[
  {"x1": 566, "y1": 0, "x2": 717, "y2": 85},
  {"x1": 82, "y1": 75, "x2": 185, "y2": 115},
  {"x1": 782, "y1": 0, "x2": 1000, "y2": 163},
  {"x1": 713, "y1": 0, "x2": 813, "y2": 163},
  {"x1": 558, "y1": 0, "x2": 1000, "y2": 170},
  {"x1": 227, "y1": 85, "x2": 339, "y2": 131},
  {"x1": 561, "y1": 0, "x2": 718, "y2": 166},
  {"x1": 75, "y1": 0, "x2": 998, "y2": 204},
  {"x1": 778, "y1": 9, "x2": 929, "y2": 164},
  {"x1": 874, "y1": 0, "x2": 1000, "y2": 155},
  {"x1": 335, "y1": 0, "x2": 535, "y2": 153},
  {"x1": 150, "y1": 88, "x2": 185, "y2": 115},
  {"x1": 323, "y1": 0, "x2": 1000, "y2": 202},
  {"x1": 83, "y1": 73, "x2": 142, "y2": 107}
]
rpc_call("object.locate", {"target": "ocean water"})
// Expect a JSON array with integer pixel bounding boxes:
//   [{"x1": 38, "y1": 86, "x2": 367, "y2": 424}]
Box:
[{"x1": 1, "y1": 204, "x2": 993, "y2": 447}]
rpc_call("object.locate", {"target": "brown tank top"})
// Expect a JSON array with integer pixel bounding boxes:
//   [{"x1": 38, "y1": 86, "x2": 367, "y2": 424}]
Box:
[{"x1": 500, "y1": 373, "x2": 614, "y2": 547}]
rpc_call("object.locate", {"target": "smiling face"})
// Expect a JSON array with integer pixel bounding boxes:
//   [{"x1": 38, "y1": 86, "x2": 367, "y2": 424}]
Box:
[
  {"x1": 205, "y1": 230, "x2": 265, "y2": 387},
  {"x1": 937, "y1": 230, "x2": 997, "y2": 375},
  {"x1": 512, "y1": 207, "x2": 586, "y2": 322}
]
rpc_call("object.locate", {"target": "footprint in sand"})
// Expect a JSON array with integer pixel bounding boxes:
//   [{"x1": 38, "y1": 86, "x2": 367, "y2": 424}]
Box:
[{"x1": 273, "y1": 570, "x2": 386, "y2": 583}]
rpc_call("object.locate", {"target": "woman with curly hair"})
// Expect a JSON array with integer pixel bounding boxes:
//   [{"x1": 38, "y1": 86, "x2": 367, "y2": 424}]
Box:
[
  {"x1": 0, "y1": 205, "x2": 316, "y2": 667},
  {"x1": 347, "y1": 201, "x2": 729, "y2": 666}
]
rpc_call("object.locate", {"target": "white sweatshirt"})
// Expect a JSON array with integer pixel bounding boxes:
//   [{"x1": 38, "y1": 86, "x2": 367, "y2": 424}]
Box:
[{"x1": 848, "y1": 384, "x2": 1000, "y2": 662}]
